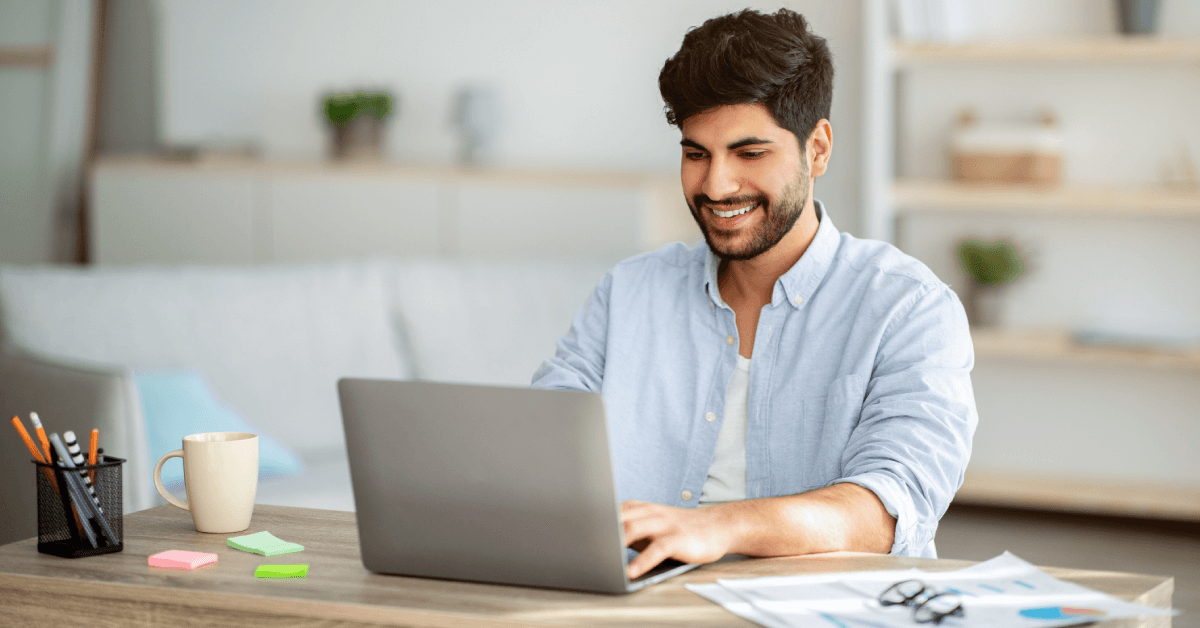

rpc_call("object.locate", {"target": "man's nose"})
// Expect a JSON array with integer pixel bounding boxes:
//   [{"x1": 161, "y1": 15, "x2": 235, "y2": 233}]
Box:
[{"x1": 701, "y1": 157, "x2": 740, "y2": 202}]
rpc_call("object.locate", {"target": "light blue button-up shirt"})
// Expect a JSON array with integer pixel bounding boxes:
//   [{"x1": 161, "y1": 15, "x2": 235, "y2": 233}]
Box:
[{"x1": 532, "y1": 202, "x2": 977, "y2": 557}]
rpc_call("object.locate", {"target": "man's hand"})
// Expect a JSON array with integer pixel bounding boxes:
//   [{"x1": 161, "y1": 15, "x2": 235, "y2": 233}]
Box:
[
  {"x1": 620, "y1": 484, "x2": 896, "y2": 580},
  {"x1": 621, "y1": 500, "x2": 740, "y2": 580}
]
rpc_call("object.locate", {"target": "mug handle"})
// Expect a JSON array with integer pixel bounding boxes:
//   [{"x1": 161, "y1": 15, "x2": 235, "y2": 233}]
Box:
[{"x1": 153, "y1": 449, "x2": 190, "y2": 511}]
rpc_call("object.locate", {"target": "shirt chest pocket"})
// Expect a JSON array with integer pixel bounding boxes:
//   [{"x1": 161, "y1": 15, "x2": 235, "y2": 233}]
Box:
[{"x1": 768, "y1": 373, "x2": 867, "y2": 496}]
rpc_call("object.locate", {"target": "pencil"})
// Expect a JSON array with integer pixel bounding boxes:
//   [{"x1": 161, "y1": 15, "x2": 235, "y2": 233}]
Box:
[
  {"x1": 88, "y1": 428, "x2": 99, "y2": 483},
  {"x1": 30, "y1": 412, "x2": 51, "y2": 463},
  {"x1": 10, "y1": 416, "x2": 46, "y2": 464},
  {"x1": 11, "y1": 416, "x2": 63, "y2": 497},
  {"x1": 13, "y1": 417, "x2": 85, "y2": 534}
]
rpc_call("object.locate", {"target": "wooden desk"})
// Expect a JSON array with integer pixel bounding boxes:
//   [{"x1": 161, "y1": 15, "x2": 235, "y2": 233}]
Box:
[{"x1": 0, "y1": 505, "x2": 1175, "y2": 627}]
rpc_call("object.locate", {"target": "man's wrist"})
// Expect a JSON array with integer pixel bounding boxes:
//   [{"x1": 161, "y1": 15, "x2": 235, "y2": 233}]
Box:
[{"x1": 713, "y1": 499, "x2": 765, "y2": 556}]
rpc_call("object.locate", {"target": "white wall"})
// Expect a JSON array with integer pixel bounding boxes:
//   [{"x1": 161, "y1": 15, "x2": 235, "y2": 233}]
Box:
[{"x1": 153, "y1": 0, "x2": 863, "y2": 236}]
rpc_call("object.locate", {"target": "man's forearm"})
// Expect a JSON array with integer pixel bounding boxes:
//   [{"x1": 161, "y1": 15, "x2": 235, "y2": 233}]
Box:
[{"x1": 723, "y1": 482, "x2": 897, "y2": 556}]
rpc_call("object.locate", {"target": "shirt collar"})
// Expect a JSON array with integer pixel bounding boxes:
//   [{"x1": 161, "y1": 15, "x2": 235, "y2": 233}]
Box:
[{"x1": 702, "y1": 199, "x2": 839, "y2": 311}]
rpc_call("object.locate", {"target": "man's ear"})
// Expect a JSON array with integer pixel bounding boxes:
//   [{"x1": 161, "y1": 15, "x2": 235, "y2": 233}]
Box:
[{"x1": 808, "y1": 119, "x2": 832, "y2": 177}]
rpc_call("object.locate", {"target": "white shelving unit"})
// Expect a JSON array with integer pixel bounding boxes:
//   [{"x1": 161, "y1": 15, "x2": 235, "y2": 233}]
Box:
[
  {"x1": 893, "y1": 38, "x2": 1200, "y2": 65},
  {"x1": 860, "y1": 0, "x2": 1200, "y2": 519},
  {"x1": 894, "y1": 180, "x2": 1200, "y2": 216}
]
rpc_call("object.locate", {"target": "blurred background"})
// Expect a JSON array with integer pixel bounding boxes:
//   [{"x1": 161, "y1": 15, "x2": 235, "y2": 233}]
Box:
[{"x1": 0, "y1": 0, "x2": 1197, "y2": 620}]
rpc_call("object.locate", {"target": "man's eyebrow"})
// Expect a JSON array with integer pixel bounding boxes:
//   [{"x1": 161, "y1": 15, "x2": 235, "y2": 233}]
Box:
[
  {"x1": 680, "y1": 137, "x2": 775, "y2": 151},
  {"x1": 728, "y1": 136, "x2": 774, "y2": 149}
]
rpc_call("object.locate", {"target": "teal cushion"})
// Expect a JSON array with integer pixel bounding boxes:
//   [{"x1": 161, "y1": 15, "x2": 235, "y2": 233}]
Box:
[{"x1": 137, "y1": 371, "x2": 304, "y2": 491}]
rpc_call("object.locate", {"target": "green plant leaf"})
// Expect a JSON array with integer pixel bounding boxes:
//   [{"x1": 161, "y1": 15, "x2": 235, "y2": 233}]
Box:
[
  {"x1": 322, "y1": 90, "x2": 395, "y2": 126},
  {"x1": 358, "y1": 92, "x2": 393, "y2": 119},
  {"x1": 323, "y1": 93, "x2": 359, "y2": 126},
  {"x1": 957, "y1": 239, "x2": 1026, "y2": 286}
]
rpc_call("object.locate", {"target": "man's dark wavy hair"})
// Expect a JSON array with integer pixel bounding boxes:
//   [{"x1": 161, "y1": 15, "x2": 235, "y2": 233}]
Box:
[{"x1": 658, "y1": 8, "x2": 834, "y2": 151}]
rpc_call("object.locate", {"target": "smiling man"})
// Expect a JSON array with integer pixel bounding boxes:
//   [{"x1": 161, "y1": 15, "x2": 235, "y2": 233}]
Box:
[{"x1": 533, "y1": 9, "x2": 977, "y2": 580}]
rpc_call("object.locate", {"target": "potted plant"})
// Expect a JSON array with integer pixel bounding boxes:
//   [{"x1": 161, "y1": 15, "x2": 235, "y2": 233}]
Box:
[
  {"x1": 322, "y1": 90, "x2": 396, "y2": 160},
  {"x1": 956, "y1": 238, "x2": 1027, "y2": 327}
]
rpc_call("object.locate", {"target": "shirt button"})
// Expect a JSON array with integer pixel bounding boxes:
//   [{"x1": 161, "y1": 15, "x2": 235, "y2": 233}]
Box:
[
  {"x1": 681, "y1": 490, "x2": 692, "y2": 501},
  {"x1": 705, "y1": 412, "x2": 716, "y2": 422},
  {"x1": 794, "y1": 295, "x2": 803, "y2": 304},
  {"x1": 726, "y1": 335, "x2": 735, "y2": 346}
]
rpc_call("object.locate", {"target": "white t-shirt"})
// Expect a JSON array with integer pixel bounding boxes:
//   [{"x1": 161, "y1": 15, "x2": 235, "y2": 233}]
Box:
[{"x1": 699, "y1": 354, "x2": 750, "y2": 504}]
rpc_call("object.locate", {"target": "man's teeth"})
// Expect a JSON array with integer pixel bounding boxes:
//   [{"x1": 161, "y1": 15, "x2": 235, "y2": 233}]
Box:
[{"x1": 711, "y1": 203, "x2": 758, "y2": 218}]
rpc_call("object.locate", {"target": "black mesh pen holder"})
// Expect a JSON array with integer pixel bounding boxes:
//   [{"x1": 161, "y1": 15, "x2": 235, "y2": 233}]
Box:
[{"x1": 35, "y1": 455, "x2": 125, "y2": 558}]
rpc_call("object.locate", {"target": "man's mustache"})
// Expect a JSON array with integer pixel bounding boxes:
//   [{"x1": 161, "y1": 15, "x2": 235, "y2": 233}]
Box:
[{"x1": 691, "y1": 194, "x2": 768, "y2": 210}]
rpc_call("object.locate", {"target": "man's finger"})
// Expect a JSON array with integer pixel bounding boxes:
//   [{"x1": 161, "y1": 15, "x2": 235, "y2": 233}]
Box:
[
  {"x1": 619, "y1": 500, "x2": 651, "y2": 519},
  {"x1": 622, "y1": 510, "x2": 671, "y2": 546},
  {"x1": 627, "y1": 539, "x2": 676, "y2": 581}
]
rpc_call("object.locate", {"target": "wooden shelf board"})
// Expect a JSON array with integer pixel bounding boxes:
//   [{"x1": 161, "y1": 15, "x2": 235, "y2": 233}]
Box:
[
  {"x1": 91, "y1": 154, "x2": 671, "y2": 189},
  {"x1": 971, "y1": 328, "x2": 1200, "y2": 370},
  {"x1": 894, "y1": 38, "x2": 1200, "y2": 65},
  {"x1": 957, "y1": 470, "x2": 1200, "y2": 521},
  {"x1": 0, "y1": 45, "x2": 54, "y2": 68},
  {"x1": 894, "y1": 180, "x2": 1200, "y2": 216}
]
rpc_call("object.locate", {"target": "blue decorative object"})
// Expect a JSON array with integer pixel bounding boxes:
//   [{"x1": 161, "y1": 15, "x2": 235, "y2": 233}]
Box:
[{"x1": 137, "y1": 371, "x2": 304, "y2": 490}]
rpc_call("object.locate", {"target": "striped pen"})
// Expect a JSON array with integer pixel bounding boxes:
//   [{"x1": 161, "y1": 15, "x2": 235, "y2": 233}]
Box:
[{"x1": 63, "y1": 430, "x2": 102, "y2": 514}]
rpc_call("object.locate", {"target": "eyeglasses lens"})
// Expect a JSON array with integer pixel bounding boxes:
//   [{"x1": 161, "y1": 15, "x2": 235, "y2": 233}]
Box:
[
  {"x1": 913, "y1": 592, "x2": 964, "y2": 625},
  {"x1": 881, "y1": 580, "x2": 927, "y2": 606}
]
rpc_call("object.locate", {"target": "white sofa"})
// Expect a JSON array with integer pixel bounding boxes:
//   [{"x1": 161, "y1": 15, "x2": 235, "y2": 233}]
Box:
[{"x1": 0, "y1": 259, "x2": 610, "y2": 545}]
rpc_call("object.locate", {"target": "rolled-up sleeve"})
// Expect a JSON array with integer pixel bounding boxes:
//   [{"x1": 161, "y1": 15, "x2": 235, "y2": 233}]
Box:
[
  {"x1": 531, "y1": 272, "x2": 612, "y2": 392},
  {"x1": 833, "y1": 284, "x2": 977, "y2": 557}
]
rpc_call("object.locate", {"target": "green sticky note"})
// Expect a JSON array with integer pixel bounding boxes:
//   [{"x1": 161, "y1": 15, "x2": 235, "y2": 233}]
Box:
[
  {"x1": 227, "y1": 531, "x2": 304, "y2": 556},
  {"x1": 254, "y1": 564, "x2": 308, "y2": 578}
]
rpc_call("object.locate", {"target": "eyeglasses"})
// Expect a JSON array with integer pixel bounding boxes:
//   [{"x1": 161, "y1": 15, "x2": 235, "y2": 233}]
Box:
[{"x1": 878, "y1": 580, "x2": 965, "y2": 625}]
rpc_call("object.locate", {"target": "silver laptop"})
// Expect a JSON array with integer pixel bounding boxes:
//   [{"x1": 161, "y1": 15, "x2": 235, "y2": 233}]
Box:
[{"x1": 337, "y1": 378, "x2": 700, "y2": 593}]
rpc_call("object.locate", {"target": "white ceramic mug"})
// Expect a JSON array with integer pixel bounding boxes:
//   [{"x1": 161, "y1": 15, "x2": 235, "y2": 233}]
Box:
[{"x1": 153, "y1": 432, "x2": 259, "y2": 533}]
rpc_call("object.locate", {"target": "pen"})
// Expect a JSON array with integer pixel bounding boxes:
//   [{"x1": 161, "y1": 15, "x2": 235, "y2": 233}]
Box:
[
  {"x1": 49, "y1": 433, "x2": 118, "y2": 547},
  {"x1": 30, "y1": 412, "x2": 51, "y2": 463},
  {"x1": 50, "y1": 433, "x2": 116, "y2": 544},
  {"x1": 88, "y1": 428, "x2": 99, "y2": 483},
  {"x1": 64, "y1": 431, "x2": 101, "y2": 511}
]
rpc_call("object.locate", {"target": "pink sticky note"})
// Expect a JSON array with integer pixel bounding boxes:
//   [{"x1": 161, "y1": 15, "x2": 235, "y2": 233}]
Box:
[{"x1": 148, "y1": 550, "x2": 218, "y2": 570}]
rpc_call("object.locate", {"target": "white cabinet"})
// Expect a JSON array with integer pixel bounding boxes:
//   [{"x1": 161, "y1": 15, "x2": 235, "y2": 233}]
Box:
[
  {"x1": 89, "y1": 157, "x2": 696, "y2": 266},
  {"x1": 92, "y1": 166, "x2": 258, "y2": 264},
  {"x1": 265, "y1": 172, "x2": 442, "y2": 262},
  {"x1": 455, "y1": 181, "x2": 644, "y2": 261}
]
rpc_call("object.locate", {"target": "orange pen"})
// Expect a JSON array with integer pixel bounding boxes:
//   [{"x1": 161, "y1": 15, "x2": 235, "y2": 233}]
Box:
[
  {"x1": 30, "y1": 412, "x2": 51, "y2": 463},
  {"x1": 88, "y1": 428, "x2": 99, "y2": 483}
]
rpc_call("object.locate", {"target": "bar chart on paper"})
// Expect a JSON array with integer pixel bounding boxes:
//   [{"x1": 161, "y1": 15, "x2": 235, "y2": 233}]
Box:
[
  {"x1": 1019, "y1": 607, "x2": 1108, "y2": 621},
  {"x1": 688, "y1": 553, "x2": 1176, "y2": 628}
]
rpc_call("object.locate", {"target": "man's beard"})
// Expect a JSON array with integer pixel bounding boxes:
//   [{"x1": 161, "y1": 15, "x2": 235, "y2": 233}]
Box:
[{"x1": 688, "y1": 167, "x2": 810, "y2": 262}]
